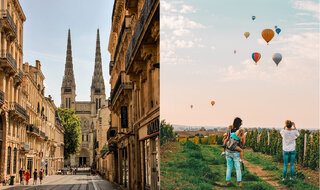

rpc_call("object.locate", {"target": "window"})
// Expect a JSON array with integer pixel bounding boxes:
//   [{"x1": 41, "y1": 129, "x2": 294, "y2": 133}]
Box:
[
  {"x1": 7, "y1": 147, "x2": 11, "y2": 174},
  {"x1": 86, "y1": 135, "x2": 88, "y2": 142},
  {"x1": 13, "y1": 148, "x2": 17, "y2": 173},
  {"x1": 82, "y1": 135, "x2": 84, "y2": 142},
  {"x1": 68, "y1": 98, "x2": 71, "y2": 108},
  {"x1": 17, "y1": 123, "x2": 19, "y2": 137},
  {"x1": 12, "y1": 124, "x2": 15, "y2": 137}
]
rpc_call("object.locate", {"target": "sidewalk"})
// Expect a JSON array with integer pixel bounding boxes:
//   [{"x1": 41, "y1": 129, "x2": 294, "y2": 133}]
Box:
[{"x1": 1, "y1": 175, "x2": 58, "y2": 190}]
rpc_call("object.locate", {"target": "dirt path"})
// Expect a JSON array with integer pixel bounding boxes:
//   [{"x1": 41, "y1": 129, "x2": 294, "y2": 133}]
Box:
[{"x1": 243, "y1": 160, "x2": 286, "y2": 190}]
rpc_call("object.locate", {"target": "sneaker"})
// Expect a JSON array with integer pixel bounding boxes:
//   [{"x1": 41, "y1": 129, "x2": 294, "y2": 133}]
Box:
[{"x1": 221, "y1": 152, "x2": 226, "y2": 156}]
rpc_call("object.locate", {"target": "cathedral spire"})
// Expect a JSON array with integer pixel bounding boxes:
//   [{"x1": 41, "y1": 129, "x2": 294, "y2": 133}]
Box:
[
  {"x1": 91, "y1": 29, "x2": 105, "y2": 94},
  {"x1": 62, "y1": 29, "x2": 76, "y2": 89}
]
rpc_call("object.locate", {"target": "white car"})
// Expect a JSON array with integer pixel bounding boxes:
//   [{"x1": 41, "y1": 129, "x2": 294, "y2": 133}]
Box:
[{"x1": 57, "y1": 169, "x2": 62, "y2": 175}]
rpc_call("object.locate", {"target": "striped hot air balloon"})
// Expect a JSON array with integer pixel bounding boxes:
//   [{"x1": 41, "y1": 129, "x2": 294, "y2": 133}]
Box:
[
  {"x1": 252, "y1": 52, "x2": 261, "y2": 64},
  {"x1": 261, "y1": 29, "x2": 275, "y2": 44}
]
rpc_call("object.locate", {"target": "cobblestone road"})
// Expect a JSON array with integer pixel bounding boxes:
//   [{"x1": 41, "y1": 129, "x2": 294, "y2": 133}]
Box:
[{"x1": 1, "y1": 174, "x2": 121, "y2": 190}]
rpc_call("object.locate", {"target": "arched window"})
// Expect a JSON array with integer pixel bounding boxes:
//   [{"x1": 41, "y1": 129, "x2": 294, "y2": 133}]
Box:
[
  {"x1": 0, "y1": 115, "x2": 3, "y2": 131},
  {"x1": 13, "y1": 148, "x2": 17, "y2": 173},
  {"x1": 7, "y1": 147, "x2": 11, "y2": 174}
]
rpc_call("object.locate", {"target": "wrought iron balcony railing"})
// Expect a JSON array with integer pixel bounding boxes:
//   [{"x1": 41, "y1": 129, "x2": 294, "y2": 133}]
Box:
[
  {"x1": 125, "y1": 0, "x2": 156, "y2": 70},
  {"x1": 113, "y1": 15, "x2": 131, "y2": 63},
  {"x1": 10, "y1": 102, "x2": 29, "y2": 122},
  {"x1": 0, "y1": 90, "x2": 4, "y2": 105},
  {"x1": 27, "y1": 124, "x2": 40, "y2": 136},
  {"x1": 0, "y1": 9, "x2": 17, "y2": 36},
  {"x1": 40, "y1": 131, "x2": 46, "y2": 138},
  {"x1": 110, "y1": 71, "x2": 133, "y2": 105},
  {"x1": 107, "y1": 127, "x2": 118, "y2": 140},
  {"x1": 1, "y1": 50, "x2": 17, "y2": 73}
]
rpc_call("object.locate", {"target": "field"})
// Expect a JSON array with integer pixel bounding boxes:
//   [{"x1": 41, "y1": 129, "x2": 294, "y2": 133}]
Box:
[{"x1": 160, "y1": 141, "x2": 319, "y2": 190}]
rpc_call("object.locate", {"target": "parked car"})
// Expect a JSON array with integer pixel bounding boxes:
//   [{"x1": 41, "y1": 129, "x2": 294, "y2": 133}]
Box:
[{"x1": 57, "y1": 169, "x2": 62, "y2": 175}]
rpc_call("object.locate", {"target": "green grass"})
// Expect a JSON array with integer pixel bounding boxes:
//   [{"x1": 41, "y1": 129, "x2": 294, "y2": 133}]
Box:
[{"x1": 244, "y1": 148, "x2": 318, "y2": 190}]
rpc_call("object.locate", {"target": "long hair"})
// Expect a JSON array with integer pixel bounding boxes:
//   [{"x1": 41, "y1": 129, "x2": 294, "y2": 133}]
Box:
[{"x1": 233, "y1": 117, "x2": 242, "y2": 130}]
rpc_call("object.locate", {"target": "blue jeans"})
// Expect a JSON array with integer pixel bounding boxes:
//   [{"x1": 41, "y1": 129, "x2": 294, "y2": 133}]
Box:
[
  {"x1": 226, "y1": 151, "x2": 242, "y2": 182},
  {"x1": 283, "y1": 151, "x2": 296, "y2": 178}
]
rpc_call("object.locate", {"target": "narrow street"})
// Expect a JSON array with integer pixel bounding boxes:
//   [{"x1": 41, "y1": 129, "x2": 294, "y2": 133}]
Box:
[{"x1": 1, "y1": 174, "x2": 121, "y2": 190}]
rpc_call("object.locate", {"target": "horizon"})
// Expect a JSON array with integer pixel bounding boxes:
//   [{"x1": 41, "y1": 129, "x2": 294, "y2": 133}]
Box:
[{"x1": 161, "y1": 0, "x2": 319, "y2": 129}]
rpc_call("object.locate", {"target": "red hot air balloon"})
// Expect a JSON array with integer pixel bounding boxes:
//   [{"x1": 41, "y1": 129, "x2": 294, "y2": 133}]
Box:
[
  {"x1": 261, "y1": 29, "x2": 275, "y2": 44},
  {"x1": 252, "y1": 52, "x2": 261, "y2": 64}
]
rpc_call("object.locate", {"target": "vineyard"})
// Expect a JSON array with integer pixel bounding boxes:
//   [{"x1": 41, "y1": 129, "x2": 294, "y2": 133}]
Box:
[{"x1": 176, "y1": 129, "x2": 319, "y2": 171}]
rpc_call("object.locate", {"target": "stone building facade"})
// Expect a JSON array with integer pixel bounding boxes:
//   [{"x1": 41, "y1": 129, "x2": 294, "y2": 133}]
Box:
[
  {"x1": 21, "y1": 61, "x2": 64, "y2": 177},
  {"x1": 0, "y1": 0, "x2": 64, "y2": 183},
  {"x1": 61, "y1": 29, "x2": 108, "y2": 168},
  {"x1": 107, "y1": 0, "x2": 159, "y2": 189},
  {"x1": 0, "y1": 0, "x2": 27, "y2": 183}
]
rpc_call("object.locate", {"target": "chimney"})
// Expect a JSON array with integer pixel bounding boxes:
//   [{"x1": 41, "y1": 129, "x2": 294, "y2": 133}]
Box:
[
  {"x1": 23, "y1": 62, "x2": 29, "y2": 72},
  {"x1": 36, "y1": 60, "x2": 41, "y2": 70}
]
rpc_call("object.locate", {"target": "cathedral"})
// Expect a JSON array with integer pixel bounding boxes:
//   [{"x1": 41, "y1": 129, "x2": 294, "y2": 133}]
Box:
[{"x1": 61, "y1": 29, "x2": 107, "y2": 167}]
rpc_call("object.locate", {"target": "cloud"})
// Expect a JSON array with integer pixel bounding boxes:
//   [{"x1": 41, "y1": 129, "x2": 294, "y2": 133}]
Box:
[
  {"x1": 161, "y1": 1, "x2": 196, "y2": 14},
  {"x1": 180, "y1": 5, "x2": 196, "y2": 14},
  {"x1": 220, "y1": 32, "x2": 319, "y2": 83},
  {"x1": 211, "y1": 46, "x2": 216, "y2": 51},
  {"x1": 296, "y1": 22, "x2": 319, "y2": 25},
  {"x1": 293, "y1": 1, "x2": 320, "y2": 19},
  {"x1": 296, "y1": 12, "x2": 311, "y2": 16}
]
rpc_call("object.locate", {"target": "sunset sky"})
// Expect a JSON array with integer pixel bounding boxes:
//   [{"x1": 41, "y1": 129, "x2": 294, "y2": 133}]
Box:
[{"x1": 160, "y1": 0, "x2": 319, "y2": 129}]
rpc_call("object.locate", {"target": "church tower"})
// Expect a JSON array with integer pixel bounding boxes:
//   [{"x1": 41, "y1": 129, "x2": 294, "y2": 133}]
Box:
[
  {"x1": 61, "y1": 29, "x2": 76, "y2": 109},
  {"x1": 91, "y1": 29, "x2": 106, "y2": 115}
]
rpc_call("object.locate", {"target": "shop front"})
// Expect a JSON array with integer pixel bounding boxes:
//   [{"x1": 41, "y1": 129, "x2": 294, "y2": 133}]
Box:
[{"x1": 138, "y1": 117, "x2": 159, "y2": 190}]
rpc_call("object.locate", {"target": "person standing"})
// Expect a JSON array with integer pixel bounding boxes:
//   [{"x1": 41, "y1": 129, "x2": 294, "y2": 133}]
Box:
[
  {"x1": 33, "y1": 169, "x2": 38, "y2": 185},
  {"x1": 26, "y1": 170, "x2": 30, "y2": 185},
  {"x1": 19, "y1": 168, "x2": 24, "y2": 184},
  {"x1": 280, "y1": 120, "x2": 299, "y2": 180},
  {"x1": 39, "y1": 169, "x2": 43, "y2": 184},
  {"x1": 225, "y1": 117, "x2": 245, "y2": 189},
  {"x1": 21, "y1": 170, "x2": 26, "y2": 185}
]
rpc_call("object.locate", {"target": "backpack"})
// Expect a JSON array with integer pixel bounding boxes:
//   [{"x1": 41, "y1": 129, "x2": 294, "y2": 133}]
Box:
[{"x1": 226, "y1": 130, "x2": 240, "y2": 151}]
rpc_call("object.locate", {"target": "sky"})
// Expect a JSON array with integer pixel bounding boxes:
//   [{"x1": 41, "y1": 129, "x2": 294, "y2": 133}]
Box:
[
  {"x1": 20, "y1": 0, "x2": 114, "y2": 106},
  {"x1": 160, "y1": 0, "x2": 319, "y2": 129}
]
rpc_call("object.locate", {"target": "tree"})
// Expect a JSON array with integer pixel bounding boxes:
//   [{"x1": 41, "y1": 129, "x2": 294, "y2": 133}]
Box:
[
  {"x1": 58, "y1": 108, "x2": 82, "y2": 159},
  {"x1": 160, "y1": 120, "x2": 175, "y2": 145}
]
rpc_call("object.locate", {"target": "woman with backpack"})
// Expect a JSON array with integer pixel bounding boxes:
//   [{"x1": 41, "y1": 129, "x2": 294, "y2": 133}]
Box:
[
  {"x1": 280, "y1": 120, "x2": 299, "y2": 180},
  {"x1": 224, "y1": 117, "x2": 246, "y2": 189}
]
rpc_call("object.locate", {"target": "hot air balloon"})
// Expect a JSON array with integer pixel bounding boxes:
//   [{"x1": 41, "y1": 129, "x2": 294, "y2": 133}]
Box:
[
  {"x1": 244, "y1": 32, "x2": 250, "y2": 39},
  {"x1": 211, "y1": 101, "x2": 215, "y2": 106},
  {"x1": 261, "y1": 29, "x2": 275, "y2": 44},
  {"x1": 275, "y1": 28, "x2": 281, "y2": 35},
  {"x1": 252, "y1": 52, "x2": 261, "y2": 64},
  {"x1": 190, "y1": 105, "x2": 193, "y2": 109},
  {"x1": 252, "y1": 16, "x2": 256, "y2": 21},
  {"x1": 272, "y1": 53, "x2": 282, "y2": 66},
  {"x1": 234, "y1": 50, "x2": 237, "y2": 54}
]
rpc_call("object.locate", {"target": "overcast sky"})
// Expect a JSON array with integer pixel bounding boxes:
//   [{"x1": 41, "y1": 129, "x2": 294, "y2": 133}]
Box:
[
  {"x1": 160, "y1": 0, "x2": 319, "y2": 129},
  {"x1": 20, "y1": 0, "x2": 114, "y2": 106}
]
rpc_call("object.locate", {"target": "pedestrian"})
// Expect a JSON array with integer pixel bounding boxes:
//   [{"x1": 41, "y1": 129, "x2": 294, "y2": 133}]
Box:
[
  {"x1": 33, "y1": 169, "x2": 38, "y2": 185},
  {"x1": 21, "y1": 170, "x2": 26, "y2": 185},
  {"x1": 26, "y1": 170, "x2": 30, "y2": 185},
  {"x1": 280, "y1": 120, "x2": 299, "y2": 180},
  {"x1": 19, "y1": 168, "x2": 23, "y2": 184},
  {"x1": 39, "y1": 169, "x2": 43, "y2": 184},
  {"x1": 225, "y1": 117, "x2": 245, "y2": 189}
]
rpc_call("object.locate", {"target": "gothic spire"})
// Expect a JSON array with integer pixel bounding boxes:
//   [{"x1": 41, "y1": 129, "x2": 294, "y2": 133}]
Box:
[
  {"x1": 62, "y1": 29, "x2": 76, "y2": 89},
  {"x1": 91, "y1": 29, "x2": 105, "y2": 93}
]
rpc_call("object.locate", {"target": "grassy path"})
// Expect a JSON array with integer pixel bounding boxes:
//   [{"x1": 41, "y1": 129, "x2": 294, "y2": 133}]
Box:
[{"x1": 161, "y1": 142, "x2": 319, "y2": 190}]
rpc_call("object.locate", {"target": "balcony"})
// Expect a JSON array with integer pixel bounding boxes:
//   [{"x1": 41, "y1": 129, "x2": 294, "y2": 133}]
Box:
[
  {"x1": 113, "y1": 15, "x2": 131, "y2": 63},
  {"x1": 9, "y1": 102, "x2": 29, "y2": 122},
  {"x1": 20, "y1": 142, "x2": 30, "y2": 153},
  {"x1": 0, "y1": 50, "x2": 17, "y2": 74},
  {"x1": 107, "y1": 127, "x2": 118, "y2": 140},
  {"x1": 40, "y1": 131, "x2": 46, "y2": 139},
  {"x1": 0, "y1": 90, "x2": 4, "y2": 105},
  {"x1": 125, "y1": 0, "x2": 157, "y2": 71},
  {"x1": 26, "y1": 124, "x2": 40, "y2": 136},
  {"x1": 0, "y1": 9, "x2": 17, "y2": 38},
  {"x1": 110, "y1": 71, "x2": 133, "y2": 107}
]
